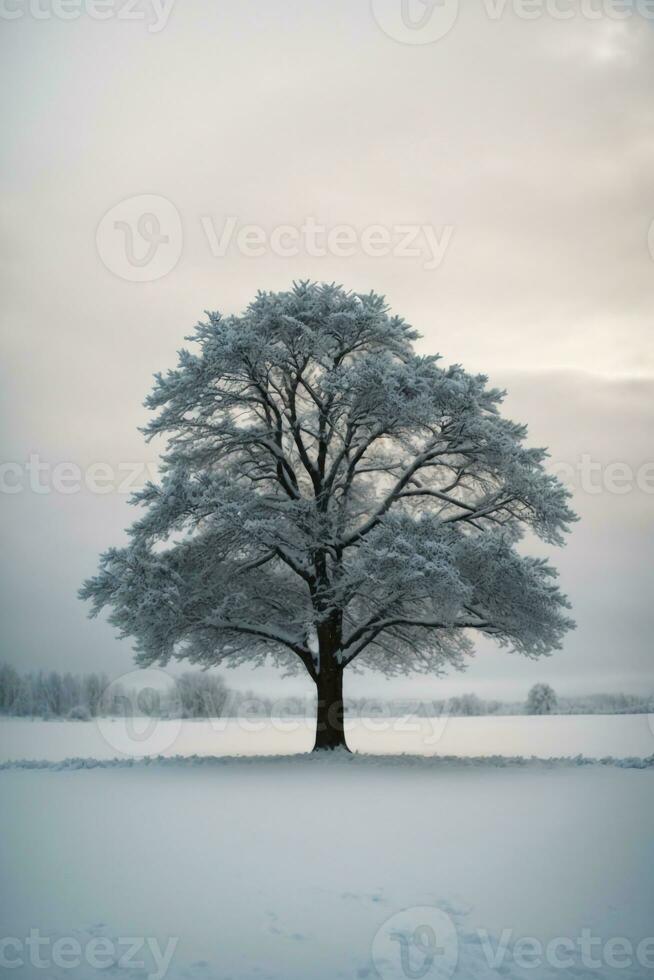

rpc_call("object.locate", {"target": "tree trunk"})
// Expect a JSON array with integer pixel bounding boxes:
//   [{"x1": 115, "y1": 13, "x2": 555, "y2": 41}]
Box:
[{"x1": 312, "y1": 665, "x2": 349, "y2": 752}]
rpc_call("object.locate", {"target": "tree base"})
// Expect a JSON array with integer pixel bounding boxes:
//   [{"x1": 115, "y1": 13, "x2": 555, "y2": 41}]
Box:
[{"x1": 311, "y1": 741, "x2": 352, "y2": 753}]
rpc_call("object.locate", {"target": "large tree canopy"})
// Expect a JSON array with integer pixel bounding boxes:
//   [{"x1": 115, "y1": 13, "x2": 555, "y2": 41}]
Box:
[{"x1": 81, "y1": 281, "x2": 576, "y2": 749}]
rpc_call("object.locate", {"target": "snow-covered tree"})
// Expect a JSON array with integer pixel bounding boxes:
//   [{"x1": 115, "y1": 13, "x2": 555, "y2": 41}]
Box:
[
  {"x1": 0, "y1": 664, "x2": 20, "y2": 714},
  {"x1": 174, "y1": 672, "x2": 229, "y2": 718},
  {"x1": 80, "y1": 282, "x2": 576, "y2": 750},
  {"x1": 449, "y1": 693, "x2": 485, "y2": 716},
  {"x1": 526, "y1": 682, "x2": 558, "y2": 715}
]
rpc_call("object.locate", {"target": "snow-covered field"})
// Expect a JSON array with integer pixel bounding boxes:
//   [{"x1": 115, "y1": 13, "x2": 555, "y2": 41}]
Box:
[
  {"x1": 1, "y1": 712, "x2": 652, "y2": 764},
  {"x1": 1, "y1": 718, "x2": 653, "y2": 980},
  {"x1": 1, "y1": 755, "x2": 653, "y2": 980}
]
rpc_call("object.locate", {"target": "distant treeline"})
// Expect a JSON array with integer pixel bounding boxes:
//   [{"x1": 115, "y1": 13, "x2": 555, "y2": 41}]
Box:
[
  {"x1": 391, "y1": 691, "x2": 654, "y2": 717},
  {"x1": 0, "y1": 664, "x2": 301, "y2": 720},
  {"x1": 0, "y1": 664, "x2": 124, "y2": 720},
  {"x1": 0, "y1": 664, "x2": 651, "y2": 719}
]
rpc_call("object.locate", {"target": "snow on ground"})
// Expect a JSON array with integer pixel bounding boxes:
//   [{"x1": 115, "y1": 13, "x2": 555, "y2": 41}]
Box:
[
  {"x1": 1, "y1": 752, "x2": 654, "y2": 980},
  {"x1": 1, "y1": 712, "x2": 652, "y2": 764},
  {"x1": 1, "y1": 717, "x2": 653, "y2": 979}
]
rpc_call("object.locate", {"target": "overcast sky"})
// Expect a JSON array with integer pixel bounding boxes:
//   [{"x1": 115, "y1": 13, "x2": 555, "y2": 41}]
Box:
[{"x1": 1, "y1": 0, "x2": 653, "y2": 701}]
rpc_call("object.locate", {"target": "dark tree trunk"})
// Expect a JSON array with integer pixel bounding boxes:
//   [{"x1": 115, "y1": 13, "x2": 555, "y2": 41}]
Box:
[{"x1": 312, "y1": 664, "x2": 349, "y2": 752}]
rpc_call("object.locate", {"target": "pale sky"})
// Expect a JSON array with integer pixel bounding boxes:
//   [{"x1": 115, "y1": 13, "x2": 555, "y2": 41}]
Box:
[{"x1": 1, "y1": 0, "x2": 653, "y2": 701}]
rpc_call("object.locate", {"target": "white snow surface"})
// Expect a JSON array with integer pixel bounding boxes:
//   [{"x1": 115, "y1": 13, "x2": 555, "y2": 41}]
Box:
[
  {"x1": 2, "y1": 717, "x2": 653, "y2": 979},
  {"x1": 1, "y1": 755, "x2": 653, "y2": 980},
  {"x1": 1, "y1": 712, "x2": 652, "y2": 764}
]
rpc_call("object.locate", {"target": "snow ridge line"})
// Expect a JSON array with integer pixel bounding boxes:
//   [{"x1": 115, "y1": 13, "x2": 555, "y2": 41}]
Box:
[{"x1": 1, "y1": 751, "x2": 653, "y2": 771}]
